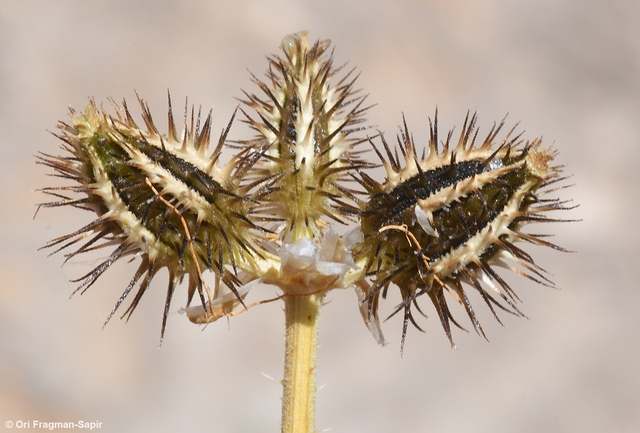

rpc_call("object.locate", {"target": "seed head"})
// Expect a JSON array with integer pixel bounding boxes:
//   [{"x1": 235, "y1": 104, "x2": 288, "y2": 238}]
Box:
[
  {"x1": 353, "y1": 112, "x2": 577, "y2": 350},
  {"x1": 36, "y1": 33, "x2": 577, "y2": 351},
  {"x1": 36, "y1": 94, "x2": 268, "y2": 342},
  {"x1": 238, "y1": 31, "x2": 373, "y2": 240}
]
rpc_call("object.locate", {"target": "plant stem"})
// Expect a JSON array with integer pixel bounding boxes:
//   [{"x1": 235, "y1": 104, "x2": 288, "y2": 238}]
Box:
[{"x1": 281, "y1": 292, "x2": 323, "y2": 433}]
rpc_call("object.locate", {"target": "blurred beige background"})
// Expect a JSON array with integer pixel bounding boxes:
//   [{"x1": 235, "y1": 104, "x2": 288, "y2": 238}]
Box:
[{"x1": 1, "y1": 1, "x2": 638, "y2": 432}]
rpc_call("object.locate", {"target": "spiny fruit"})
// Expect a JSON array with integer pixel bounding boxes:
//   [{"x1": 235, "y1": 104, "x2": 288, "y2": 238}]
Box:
[
  {"x1": 237, "y1": 31, "x2": 373, "y2": 241},
  {"x1": 36, "y1": 31, "x2": 373, "y2": 338},
  {"x1": 36, "y1": 94, "x2": 269, "y2": 342},
  {"x1": 353, "y1": 112, "x2": 576, "y2": 350},
  {"x1": 37, "y1": 32, "x2": 576, "y2": 350}
]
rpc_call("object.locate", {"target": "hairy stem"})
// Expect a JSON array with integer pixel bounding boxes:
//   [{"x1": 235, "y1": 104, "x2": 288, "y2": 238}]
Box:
[{"x1": 281, "y1": 292, "x2": 323, "y2": 433}]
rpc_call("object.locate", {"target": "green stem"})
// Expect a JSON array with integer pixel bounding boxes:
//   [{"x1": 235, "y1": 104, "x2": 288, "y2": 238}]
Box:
[{"x1": 281, "y1": 292, "x2": 323, "y2": 433}]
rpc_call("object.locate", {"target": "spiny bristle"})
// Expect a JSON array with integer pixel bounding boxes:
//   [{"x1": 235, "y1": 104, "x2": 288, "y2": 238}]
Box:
[
  {"x1": 36, "y1": 94, "x2": 270, "y2": 342},
  {"x1": 353, "y1": 111, "x2": 575, "y2": 351}
]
